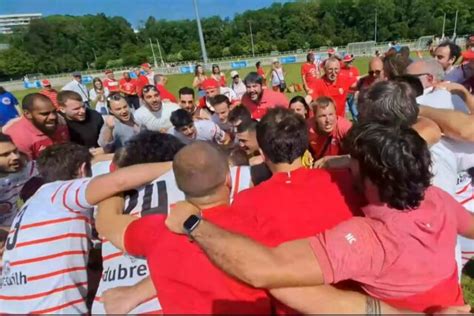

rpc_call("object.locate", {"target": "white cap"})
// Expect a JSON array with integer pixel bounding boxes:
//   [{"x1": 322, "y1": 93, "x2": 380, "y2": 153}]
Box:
[
  {"x1": 272, "y1": 58, "x2": 279, "y2": 63},
  {"x1": 230, "y1": 70, "x2": 239, "y2": 78}
]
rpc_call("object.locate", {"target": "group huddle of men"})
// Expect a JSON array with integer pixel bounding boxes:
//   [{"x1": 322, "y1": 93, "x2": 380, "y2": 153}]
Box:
[{"x1": 1, "y1": 38, "x2": 474, "y2": 314}]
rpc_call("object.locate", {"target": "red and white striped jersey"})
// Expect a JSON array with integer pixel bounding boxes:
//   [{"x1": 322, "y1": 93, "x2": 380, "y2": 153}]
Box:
[
  {"x1": 0, "y1": 178, "x2": 93, "y2": 314},
  {"x1": 92, "y1": 166, "x2": 251, "y2": 314},
  {"x1": 0, "y1": 160, "x2": 37, "y2": 226},
  {"x1": 456, "y1": 171, "x2": 474, "y2": 266}
]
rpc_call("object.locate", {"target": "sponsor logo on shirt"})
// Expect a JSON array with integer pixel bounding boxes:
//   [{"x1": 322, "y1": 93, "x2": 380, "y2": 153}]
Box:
[
  {"x1": 101, "y1": 263, "x2": 148, "y2": 282},
  {"x1": 345, "y1": 233, "x2": 357, "y2": 244},
  {"x1": 2, "y1": 97, "x2": 11, "y2": 105},
  {"x1": 0, "y1": 262, "x2": 28, "y2": 287}
]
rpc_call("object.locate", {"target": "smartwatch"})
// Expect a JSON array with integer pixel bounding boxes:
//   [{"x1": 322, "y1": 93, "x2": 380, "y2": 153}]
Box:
[{"x1": 183, "y1": 214, "x2": 202, "y2": 238}]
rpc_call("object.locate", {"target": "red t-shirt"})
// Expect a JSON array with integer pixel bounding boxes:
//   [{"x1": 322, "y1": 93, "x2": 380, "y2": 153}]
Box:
[
  {"x1": 136, "y1": 75, "x2": 150, "y2": 97},
  {"x1": 309, "y1": 186, "x2": 468, "y2": 312},
  {"x1": 301, "y1": 62, "x2": 319, "y2": 86},
  {"x1": 4, "y1": 116, "x2": 69, "y2": 159},
  {"x1": 339, "y1": 65, "x2": 360, "y2": 83},
  {"x1": 156, "y1": 84, "x2": 177, "y2": 103},
  {"x1": 231, "y1": 167, "x2": 363, "y2": 314},
  {"x1": 124, "y1": 206, "x2": 271, "y2": 315},
  {"x1": 307, "y1": 116, "x2": 352, "y2": 159},
  {"x1": 461, "y1": 50, "x2": 474, "y2": 62},
  {"x1": 103, "y1": 78, "x2": 120, "y2": 92},
  {"x1": 119, "y1": 78, "x2": 137, "y2": 95},
  {"x1": 241, "y1": 89, "x2": 289, "y2": 120},
  {"x1": 309, "y1": 75, "x2": 356, "y2": 116}
]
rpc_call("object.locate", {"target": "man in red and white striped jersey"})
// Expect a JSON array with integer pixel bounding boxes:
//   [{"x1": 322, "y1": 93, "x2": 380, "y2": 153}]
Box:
[
  {"x1": 0, "y1": 142, "x2": 171, "y2": 314},
  {"x1": 92, "y1": 132, "x2": 252, "y2": 314}
]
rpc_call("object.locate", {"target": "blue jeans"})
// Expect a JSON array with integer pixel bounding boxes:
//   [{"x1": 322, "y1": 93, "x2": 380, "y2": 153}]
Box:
[{"x1": 345, "y1": 94, "x2": 358, "y2": 121}]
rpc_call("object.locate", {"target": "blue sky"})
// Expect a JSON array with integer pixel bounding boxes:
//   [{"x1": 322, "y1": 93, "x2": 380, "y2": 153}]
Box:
[{"x1": 1, "y1": 0, "x2": 289, "y2": 28}]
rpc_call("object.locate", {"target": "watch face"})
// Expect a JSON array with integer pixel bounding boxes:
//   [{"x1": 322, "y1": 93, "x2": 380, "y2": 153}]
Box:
[{"x1": 183, "y1": 214, "x2": 201, "y2": 233}]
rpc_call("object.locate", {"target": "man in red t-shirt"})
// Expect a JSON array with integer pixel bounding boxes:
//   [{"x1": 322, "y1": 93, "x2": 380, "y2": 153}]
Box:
[
  {"x1": 240, "y1": 72, "x2": 289, "y2": 120},
  {"x1": 119, "y1": 71, "x2": 140, "y2": 109},
  {"x1": 308, "y1": 57, "x2": 357, "y2": 117},
  {"x1": 301, "y1": 53, "x2": 320, "y2": 93},
  {"x1": 103, "y1": 70, "x2": 120, "y2": 93},
  {"x1": 307, "y1": 96, "x2": 352, "y2": 161},
  {"x1": 3, "y1": 93, "x2": 69, "y2": 159},
  {"x1": 153, "y1": 74, "x2": 177, "y2": 103},
  {"x1": 340, "y1": 55, "x2": 360, "y2": 80},
  {"x1": 134, "y1": 68, "x2": 150, "y2": 99},
  {"x1": 39, "y1": 79, "x2": 59, "y2": 109},
  {"x1": 95, "y1": 142, "x2": 271, "y2": 314}
]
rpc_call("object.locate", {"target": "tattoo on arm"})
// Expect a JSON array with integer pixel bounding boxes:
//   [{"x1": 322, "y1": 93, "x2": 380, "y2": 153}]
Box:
[{"x1": 366, "y1": 296, "x2": 381, "y2": 315}]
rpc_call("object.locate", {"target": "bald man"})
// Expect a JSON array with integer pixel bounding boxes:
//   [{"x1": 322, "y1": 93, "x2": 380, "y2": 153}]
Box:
[
  {"x1": 95, "y1": 142, "x2": 271, "y2": 314},
  {"x1": 356, "y1": 57, "x2": 385, "y2": 92}
]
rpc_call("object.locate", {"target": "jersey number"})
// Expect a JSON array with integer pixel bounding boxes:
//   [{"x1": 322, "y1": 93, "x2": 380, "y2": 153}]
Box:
[
  {"x1": 6, "y1": 205, "x2": 27, "y2": 250},
  {"x1": 123, "y1": 181, "x2": 168, "y2": 216}
]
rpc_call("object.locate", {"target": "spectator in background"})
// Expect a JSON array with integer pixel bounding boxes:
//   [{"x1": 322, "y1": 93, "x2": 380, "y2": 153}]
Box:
[
  {"x1": 103, "y1": 70, "x2": 120, "y2": 93},
  {"x1": 134, "y1": 85, "x2": 180, "y2": 132},
  {"x1": 193, "y1": 64, "x2": 207, "y2": 95},
  {"x1": 356, "y1": 57, "x2": 386, "y2": 92},
  {"x1": 270, "y1": 59, "x2": 286, "y2": 92},
  {"x1": 141, "y1": 63, "x2": 155, "y2": 85},
  {"x1": 307, "y1": 96, "x2": 352, "y2": 164},
  {"x1": 154, "y1": 73, "x2": 177, "y2": 103},
  {"x1": 460, "y1": 35, "x2": 474, "y2": 64},
  {"x1": 98, "y1": 93, "x2": 140, "y2": 152},
  {"x1": 289, "y1": 96, "x2": 310, "y2": 119},
  {"x1": 307, "y1": 57, "x2": 356, "y2": 117},
  {"x1": 168, "y1": 109, "x2": 229, "y2": 145},
  {"x1": 301, "y1": 53, "x2": 320, "y2": 94},
  {"x1": 61, "y1": 72, "x2": 90, "y2": 107},
  {"x1": 198, "y1": 78, "x2": 237, "y2": 114},
  {"x1": 119, "y1": 71, "x2": 140, "y2": 109},
  {"x1": 256, "y1": 61, "x2": 267, "y2": 86},
  {"x1": 57, "y1": 90, "x2": 104, "y2": 148},
  {"x1": 39, "y1": 79, "x2": 59, "y2": 109},
  {"x1": 89, "y1": 77, "x2": 109, "y2": 115},
  {"x1": 0, "y1": 86, "x2": 19, "y2": 127},
  {"x1": 134, "y1": 67, "x2": 150, "y2": 99},
  {"x1": 340, "y1": 55, "x2": 360, "y2": 80},
  {"x1": 210, "y1": 64, "x2": 226, "y2": 87},
  {"x1": 3, "y1": 93, "x2": 69, "y2": 159},
  {"x1": 229, "y1": 70, "x2": 246, "y2": 100},
  {"x1": 434, "y1": 41, "x2": 472, "y2": 84},
  {"x1": 241, "y1": 72, "x2": 288, "y2": 120}
]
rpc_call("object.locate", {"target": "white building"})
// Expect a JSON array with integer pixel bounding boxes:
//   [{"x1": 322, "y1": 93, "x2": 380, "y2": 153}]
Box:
[{"x1": 0, "y1": 13, "x2": 42, "y2": 34}]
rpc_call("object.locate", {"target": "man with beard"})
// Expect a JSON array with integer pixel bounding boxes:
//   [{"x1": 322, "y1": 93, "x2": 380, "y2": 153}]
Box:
[
  {"x1": 308, "y1": 57, "x2": 357, "y2": 117},
  {"x1": 3, "y1": 93, "x2": 69, "y2": 159},
  {"x1": 57, "y1": 90, "x2": 104, "y2": 148},
  {"x1": 134, "y1": 85, "x2": 180, "y2": 132},
  {"x1": 178, "y1": 87, "x2": 211, "y2": 121},
  {"x1": 240, "y1": 72, "x2": 288, "y2": 120},
  {"x1": 98, "y1": 94, "x2": 141, "y2": 152}
]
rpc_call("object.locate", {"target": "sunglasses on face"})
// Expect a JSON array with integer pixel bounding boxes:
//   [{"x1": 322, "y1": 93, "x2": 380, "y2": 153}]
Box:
[
  {"x1": 368, "y1": 70, "x2": 382, "y2": 76},
  {"x1": 142, "y1": 85, "x2": 158, "y2": 94}
]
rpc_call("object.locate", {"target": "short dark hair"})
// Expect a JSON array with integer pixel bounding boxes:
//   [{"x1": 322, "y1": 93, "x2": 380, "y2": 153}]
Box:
[
  {"x1": 227, "y1": 146, "x2": 250, "y2": 166},
  {"x1": 170, "y1": 109, "x2": 193, "y2": 129},
  {"x1": 209, "y1": 94, "x2": 230, "y2": 107},
  {"x1": 228, "y1": 105, "x2": 251, "y2": 124},
  {"x1": 118, "y1": 131, "x2": 184, "y2": 167},
  {"x1": 244, "y1": 72, "x2": 263, "y2": 86},
  {"x1": 257, "y1": 108, "x2": 308, "y2": 164},
  {"x1": 358, "y1": 80, "x2": 419, "y2": 126},
  {"x1": 0, "y1": 86, "x2": 6, "y2": 94},
  {"x1": 306, "y1": 53, "x2": 314, "y2": 62},
  {"x1": 437, "y1": 41, "x2": 461, "y2": 63},
  {"x1": 344, "y1": 122, "x2": 432, "y2": 210},
  {"x1": 393, "y1": 75, "x2": 424, "y2": 97},
  {"x1": 37, "y1": 143, "x2": 92, "y2": 183},
  {"x1": 236, "y1": 118, "x2": 257, "y2": 134},
  {"x1": 57, "y1": 90, "x2": 82, "y2": 107},
  {"x1": 22, "y1": 93, "x2": 53, "y2": 111},
  {"x1": 383, "y1": 53, "x2": 410, "y2": 80},
  {"x1": 179, "y1": 87, "x2": 195, "y2": 98},
  {"x1": 256, "y1": 61, "x2": 261, "y2": 68},
  {"x1": 0, "y1": 133, "x2": 13, "y2": 143},
  {"x1": 106, "y1": 92, "x2": 127, "y2": 109},
  {"x1": 289, "y1": 95, "x2": 310, "y2": 118}
]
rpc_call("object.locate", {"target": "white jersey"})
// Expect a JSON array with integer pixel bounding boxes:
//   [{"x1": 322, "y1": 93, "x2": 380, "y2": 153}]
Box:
[
  {"x1": 0, "y1": 161, "x2": 37, "y2": 226},
  {"x1": 91, "y1": 160, "x2": 112, "y2": 177},
  {"x1": 456, "y1": 171, "x2": 474, "y2": 265},
  {"x1": 168, "y1": 120, "x2": 227, "y2": 145},
  {"x1": 0, "y1": 178, "x2": 93, "y2": 314},
  {"x1": 134, "y1": 102, "x2": 180, "y2": 132},
  {"x1": 92, "y1": 166, "x2": 251, "y2": 314}
]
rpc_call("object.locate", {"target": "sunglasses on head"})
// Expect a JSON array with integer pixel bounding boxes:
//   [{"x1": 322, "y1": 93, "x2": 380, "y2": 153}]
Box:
[
  {"x1": 107, "y1": 94, "x2": 125, "y2": 101},
  {"x1": 142, "y1": 85, "x2": 158, "y2": 94},
  {"x1": 368, "y1": 70, "x2": 382, "y2": 76}
]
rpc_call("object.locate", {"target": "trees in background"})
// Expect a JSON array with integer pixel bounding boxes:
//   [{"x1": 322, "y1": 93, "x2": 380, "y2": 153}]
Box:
[{"x1": 0, "y1": 0, "x2": 472, "y2": 79}]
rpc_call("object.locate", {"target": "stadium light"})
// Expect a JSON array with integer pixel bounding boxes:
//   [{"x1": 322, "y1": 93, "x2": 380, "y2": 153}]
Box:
[
  {"x1": 192, "y1": 0, "x2": 208, "y2": 66},
  {"x1": 149, "y1": 38, "x2": 158, "y2": 68},
  {"x1": 442, "y1": 13, "x2": 446, "y2": 39},
  {"x1": 249, "y1": 20, "x2": 255, "y2": 57},
  {"x1": 452, "y1": 10, "x2": 458, "y2": 40}
]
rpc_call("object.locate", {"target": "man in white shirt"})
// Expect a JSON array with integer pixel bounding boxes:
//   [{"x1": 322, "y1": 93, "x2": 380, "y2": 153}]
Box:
[
  {"x1": 229, "y1": 71, "x2": 246, "y2": 100},
  {"x1": 168, "y1": 109, "x2": 229, "y2": 145},
  {"x1": 134, "y1": 85, "x2": 180, "y2": 132},
  {"x1": 61, "y1": 72, "x2": 90, "y2": 107}
]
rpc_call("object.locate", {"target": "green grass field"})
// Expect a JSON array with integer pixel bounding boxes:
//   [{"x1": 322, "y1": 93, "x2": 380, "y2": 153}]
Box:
[{"x1": 9, "y1": 57, "x2": 474, "y2": 307}]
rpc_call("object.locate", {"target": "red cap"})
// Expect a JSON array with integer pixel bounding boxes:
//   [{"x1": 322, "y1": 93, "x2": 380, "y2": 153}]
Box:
[
  {"x1": 105, "y1": 69, "x2": 113, "y2": 74},
  {"x1": 141, "y1": 63, "x2": 151, "y2": 69},
  {"x1": 343, "y1": 54, "x2": 354, "y2": 62},
  {"x1": 201, "y1": 78, "x2": 219, "y2": 90},
  {"x1": 327, "y1": 48, "x2": 336, "y2": 54},
  {"x1": 42, "y1": 79, "x2": 51, "y2": 86}
]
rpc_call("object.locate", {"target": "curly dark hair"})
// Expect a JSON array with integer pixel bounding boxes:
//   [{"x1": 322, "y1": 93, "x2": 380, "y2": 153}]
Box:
[
  {"x1": 118, "y1": 131, "x2": 185, "y2": 167},
  {"x1": 344, "y1": 122, "x2": 432, "y2": 211}
]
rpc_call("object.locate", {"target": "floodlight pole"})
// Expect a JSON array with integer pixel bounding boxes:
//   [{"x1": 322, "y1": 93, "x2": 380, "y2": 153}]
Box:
[
  {"x1": 374, "y1": 9, "x2": 378, "y2": 43},
  {"x1": 193, "y1": 0, "x2": 208, "y2": 66},
  {"x1": 441, "y1": 13, "x2": 446, "y2": 39},
  {"x1": 149, "y1": 38, "x2": 158, "y2": 68},
  {"x1": 452, "y1": 10, "x2": 458, "y2": 39},
  {"x1": 156, "y1": 39, "x2": 165, "y2": 67},
  {"x1": 249, "y1": 20, "x2": 255, "y2": 57}
]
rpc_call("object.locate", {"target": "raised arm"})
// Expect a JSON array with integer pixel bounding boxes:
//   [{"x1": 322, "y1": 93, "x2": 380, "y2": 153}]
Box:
[{"x1": 419, "y1": 107, "x2": 474, "y2": 142}]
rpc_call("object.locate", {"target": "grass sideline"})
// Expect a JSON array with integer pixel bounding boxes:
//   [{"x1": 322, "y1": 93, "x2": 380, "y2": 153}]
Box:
[{"x1": 9, "y1": 56, "x2": 474, "y2": 307}]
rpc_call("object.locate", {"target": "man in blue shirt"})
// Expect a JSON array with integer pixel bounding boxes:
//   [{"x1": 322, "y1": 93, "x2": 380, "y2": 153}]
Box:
[{"x1": 0, "y1": 86, "x2": 19, "y2": 126}]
